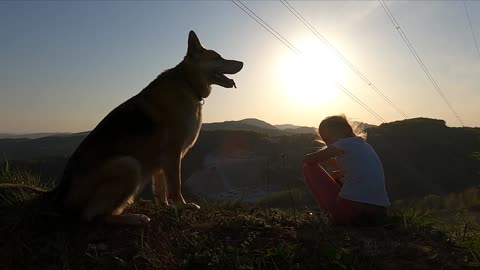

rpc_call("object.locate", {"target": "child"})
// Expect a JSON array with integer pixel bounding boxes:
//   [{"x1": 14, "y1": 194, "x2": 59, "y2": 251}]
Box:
[{"x1": 303, "y1": 115, "x2": 390, "y2": 225}]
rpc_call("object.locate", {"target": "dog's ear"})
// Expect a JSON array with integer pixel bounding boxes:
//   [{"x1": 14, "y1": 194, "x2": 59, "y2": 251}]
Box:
[{"x1": 187, "y1": 30, "x2": 204, "y2": 56}]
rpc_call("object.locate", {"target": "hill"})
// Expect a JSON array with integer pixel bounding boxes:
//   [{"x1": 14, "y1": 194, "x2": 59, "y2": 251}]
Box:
[
  {"x1": 283, "y1": 126, "x2": 316, "y2": 134},
  {"x1": 202, "y1": 118, "x2": 284, "y2": 135},
  {"x1": 274, "y1": 124, "x2": 316, "y2": 134},
  {"x1": 367, "y1": 118, "x2": 480, "y2": 199},
  {"x1": 0, "y1": 132, "x2": 72, "y2": 139},
  {"x1": 180, "y1": 117, "x2": 480, "y2": 202},
  {"x1": 274, "y1": 124, "x2": 302, "y2": 130},
  {"x1": 0, "y1": 132, "x2": 86, "y2": 160},
  {"x1": 202, "y1": 118, "x2": 315, "y2": 135},
  {"x1": 236, "y1": 118, "x2": 278, "y2": 130},
  {"x1": 1, "y1": 121, "x2": 479, "y2": 269},
  {"x1": 0, "y1": 117, "x2": 478, "y2": 202},
  {"x1": 0, "y1": 186, "x2": 478, "y2": 270}
]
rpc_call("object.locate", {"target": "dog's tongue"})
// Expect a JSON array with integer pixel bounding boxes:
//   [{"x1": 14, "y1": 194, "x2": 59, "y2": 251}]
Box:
[{"x1": 217, "y1": 74, "x2": 236, "y2": 88}]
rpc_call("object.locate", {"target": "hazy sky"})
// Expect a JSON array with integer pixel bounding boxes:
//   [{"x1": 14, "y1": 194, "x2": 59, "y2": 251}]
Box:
[{"x1": 1, "y1": 1, "x2": 479, "y2": 133}]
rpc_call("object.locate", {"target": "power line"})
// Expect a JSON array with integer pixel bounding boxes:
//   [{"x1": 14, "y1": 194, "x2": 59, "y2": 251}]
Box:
[
  {"x1": 335, "y1": 83, "x2": 386, "y2": 123},
  {"x1": 463, "y1": 0, "x2": 480, "y2": 58},
  {"x1": 379, "y1": 0, "x2": 465, "y2": 126},
  {"x1": 231, "y1": 0, "x2": 301, "y2": 55},
  {"x1": 280, "y1": 0, "x2": 408, "y2": 119},
  {"x1": 232, "y1": 0, "x2": 386, "y2": 123}
]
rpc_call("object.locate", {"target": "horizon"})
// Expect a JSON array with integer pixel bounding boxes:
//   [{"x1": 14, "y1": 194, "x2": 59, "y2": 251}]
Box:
[
  {"x1": 0, "y1": 116, "x2": 468, "y2": 136},
  {"x1": 0, "y1": 117, "x2": 313, "y2": 135},
  {"x1": 1, "y1": 1, "x2": 479, "y2": 133}
]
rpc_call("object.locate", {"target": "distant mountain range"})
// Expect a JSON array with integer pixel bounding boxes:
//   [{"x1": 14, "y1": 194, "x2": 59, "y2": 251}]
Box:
[
  {"x1": 0, "y1": 119, "x2": 378, "y2": 140},
  {"x1": 203, "y1": 118, "x2": 318, "y2": 135},
  {"x1": 0, "y1": 132, "x2": 72, "y2": 139},
  {"x1": 2, "y1": 117, "x2": 477, "y2": 202},
  {"x1": 0, "y1": 119, "x2": 320, "y2": 140}
]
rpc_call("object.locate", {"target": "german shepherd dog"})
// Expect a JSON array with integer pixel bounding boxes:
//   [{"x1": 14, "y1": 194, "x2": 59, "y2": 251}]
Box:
[{"x1": 1, "y1": 31, "x2": 242, "y2": 225}]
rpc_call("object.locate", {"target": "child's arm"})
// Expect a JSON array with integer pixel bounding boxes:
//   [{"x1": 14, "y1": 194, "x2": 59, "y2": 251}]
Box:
[{"x1": 303, "y1": 146, "x2": 343, "y2": 164}]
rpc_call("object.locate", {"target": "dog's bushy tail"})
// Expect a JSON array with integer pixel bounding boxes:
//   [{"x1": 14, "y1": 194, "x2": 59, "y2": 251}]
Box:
[
  {"x1": 0, "y1": 183, "x2": 48, "y2": 193},
  {"x1": 0, "y1": 182, "x2": 54, "y2": 209}
]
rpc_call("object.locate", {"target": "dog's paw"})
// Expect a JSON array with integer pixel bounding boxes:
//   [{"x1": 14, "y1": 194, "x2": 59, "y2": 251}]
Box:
[
  {"x1": 155, "y1": 200, "x2": 170, "y2": 208},
  {"x1": 128, "y1": 214, "x2": 151, "y2": 226},
  {"x1": 185, "y1": 202, "x2": 200, "y2": 210},
  {"x1": 167, "y1": 202, "x2": 200, "y2": 211}
]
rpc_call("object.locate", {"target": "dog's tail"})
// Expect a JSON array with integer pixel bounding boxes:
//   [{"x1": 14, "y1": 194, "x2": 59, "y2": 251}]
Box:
[{"x1": 0, "y1": 183, "x2": 48, "y2": 193}]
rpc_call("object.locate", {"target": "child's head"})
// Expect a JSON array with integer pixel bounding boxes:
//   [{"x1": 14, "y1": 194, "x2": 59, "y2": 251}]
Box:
[{"x1": 318, "y1": 115, "x2": 365, "y2": 145}]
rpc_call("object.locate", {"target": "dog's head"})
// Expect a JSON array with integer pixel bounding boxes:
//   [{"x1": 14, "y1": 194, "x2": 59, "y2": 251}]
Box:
[{"x1": 183, "y1": 31, "x2": 243, "y2": 97}]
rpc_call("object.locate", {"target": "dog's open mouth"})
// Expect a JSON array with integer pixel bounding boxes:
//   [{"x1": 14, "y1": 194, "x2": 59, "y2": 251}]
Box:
[
  {"x1": 210, "y1": 60, "x2": 243, "y2": 88},
  {"x1": 211, "y1": 73, "x2": 237, "y2": 88}
]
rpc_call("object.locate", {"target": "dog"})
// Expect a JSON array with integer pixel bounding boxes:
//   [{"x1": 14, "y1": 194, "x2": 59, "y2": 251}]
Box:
[{"x1": 1, "y1": 31, "x2": 243, "y2": 226}]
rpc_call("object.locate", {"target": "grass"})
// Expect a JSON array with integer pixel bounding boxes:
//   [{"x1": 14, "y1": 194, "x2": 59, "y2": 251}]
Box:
[
  {"x1": 1, "y1": 169, "x2": 479, "y2": 270},
  {"x1": 392, "y1": 186, "x2": 480, "y2": 264},
  {"x1": 0, "y1": 159, "x2": 54, "y2": 207},
  {"x1": 255, "y1": 188, "x2": 308, "y2": 209}
]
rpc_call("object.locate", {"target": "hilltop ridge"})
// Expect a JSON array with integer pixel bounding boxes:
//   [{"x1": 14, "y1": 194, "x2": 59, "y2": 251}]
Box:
[{"x1": 0, "y1": 117, "x2": 478, "y2": 201}]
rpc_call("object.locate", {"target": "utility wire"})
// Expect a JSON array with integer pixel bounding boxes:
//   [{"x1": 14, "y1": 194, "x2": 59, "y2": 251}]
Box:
[
  {"x1": 280, "y1": 0, "x2": 408, "y2": 119},
  {"x1": 463, "y1": 0, "x2": 480, "y2": 58},
  {"x1": 232, "y1": 0, "x2": 301, "y2": 55},
  {"x1": 335, "y1": 83, "x2": 386, "y2": 123},
  {"x1": 232, "y1": 0, "x2": 386, "y2": 123},
  {"x1": 379, "y1": 0, "x2": 465, "y2": 126}
]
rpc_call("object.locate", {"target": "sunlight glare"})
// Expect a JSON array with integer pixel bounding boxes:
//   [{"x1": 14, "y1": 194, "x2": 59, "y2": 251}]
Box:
[{"x1": 278, "y1": 40, "x2": 347, "y2": 108}]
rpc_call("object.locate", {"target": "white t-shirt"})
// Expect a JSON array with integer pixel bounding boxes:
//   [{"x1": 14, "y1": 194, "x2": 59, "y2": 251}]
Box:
[{"x1": 332, "y1": 137, "x2": 390, "y2": 207}]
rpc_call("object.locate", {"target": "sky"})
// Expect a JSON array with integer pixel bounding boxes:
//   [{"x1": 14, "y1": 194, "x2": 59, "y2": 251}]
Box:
[{"x1": 1, "y1": 1, "x2": 479, "y2": 133}]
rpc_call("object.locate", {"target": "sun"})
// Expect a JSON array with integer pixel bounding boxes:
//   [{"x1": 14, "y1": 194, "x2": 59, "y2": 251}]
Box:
[{"x1": 278, "y1": 39, "x2": 347, "y2": 108}]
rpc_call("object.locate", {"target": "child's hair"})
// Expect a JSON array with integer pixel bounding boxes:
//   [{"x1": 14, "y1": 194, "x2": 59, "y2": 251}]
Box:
[{"x1": 317, "y1": 114, "x2": 367, "y2": 142}]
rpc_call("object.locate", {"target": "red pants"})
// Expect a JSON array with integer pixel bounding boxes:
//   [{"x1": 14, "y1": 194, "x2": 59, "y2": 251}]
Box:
[{"x1": 303, "y1": 163, "x2": 362, "y2": 225}]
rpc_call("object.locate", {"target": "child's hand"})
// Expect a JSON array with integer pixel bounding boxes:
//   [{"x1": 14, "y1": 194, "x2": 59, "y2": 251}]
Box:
[{"x1": 303, "y1": 147, "x2": 343, "y2": 164}]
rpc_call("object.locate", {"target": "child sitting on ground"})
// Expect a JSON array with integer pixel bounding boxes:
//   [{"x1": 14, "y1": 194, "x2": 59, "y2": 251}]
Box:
[{"x1": 303, "y1": 115, "x2": 390, "y2": 225}]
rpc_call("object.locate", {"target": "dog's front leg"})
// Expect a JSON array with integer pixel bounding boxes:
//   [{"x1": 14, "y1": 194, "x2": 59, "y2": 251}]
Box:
[
  {"x1": 152, "y1": 171, "x2": 169, "y2": 207},
  {"x1": 164, "y1": 152, "x2": 200, "y2": 210}
]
